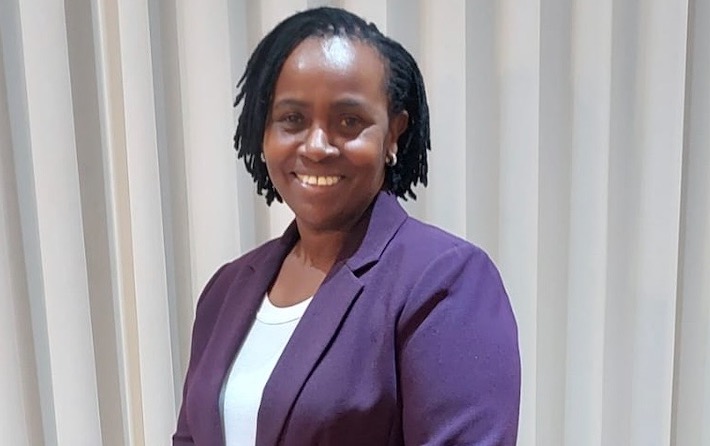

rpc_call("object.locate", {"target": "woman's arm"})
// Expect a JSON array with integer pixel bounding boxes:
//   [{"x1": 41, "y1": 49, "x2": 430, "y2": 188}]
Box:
[
  {"x1": 172, "y1": 263, "x2": 231, "y2": 445},
  {"x1": 397, "y1": 244, "x2": 521, "y2": 445}
]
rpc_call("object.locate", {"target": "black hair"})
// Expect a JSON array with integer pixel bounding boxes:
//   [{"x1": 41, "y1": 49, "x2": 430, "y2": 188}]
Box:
[{"x1": 233, "y1": 6, "x2": 430, "y2": 205}]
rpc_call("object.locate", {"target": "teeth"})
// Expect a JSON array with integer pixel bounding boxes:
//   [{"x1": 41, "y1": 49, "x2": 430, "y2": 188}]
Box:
[{"x1": 297, "y1": 174, "x2": 341, "y2": 186}]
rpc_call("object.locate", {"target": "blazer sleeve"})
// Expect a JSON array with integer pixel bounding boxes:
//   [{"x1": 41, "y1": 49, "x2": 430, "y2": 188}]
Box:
[
  {"x1": 397, "y1": 244, "x2": 521, "y2": 446},
  {"x1": 172, "y1": 263, "x2": 230, "y2": 445}
]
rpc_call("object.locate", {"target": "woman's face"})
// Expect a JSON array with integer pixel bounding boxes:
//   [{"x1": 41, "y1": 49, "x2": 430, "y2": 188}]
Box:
[{"x1": 263, "y1": 36, "x2": 407, "y2": 233}]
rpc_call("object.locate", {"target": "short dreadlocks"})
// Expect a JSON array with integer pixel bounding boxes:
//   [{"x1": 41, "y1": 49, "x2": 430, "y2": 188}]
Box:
[{"x1": 234, "y1": 7, "x2": 430, "y2": 205}]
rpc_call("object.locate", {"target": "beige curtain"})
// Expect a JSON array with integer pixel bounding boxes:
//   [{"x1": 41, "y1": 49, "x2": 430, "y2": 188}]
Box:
[{"x1": 1, "y1": 0, "x2": 708, "y2": 445}]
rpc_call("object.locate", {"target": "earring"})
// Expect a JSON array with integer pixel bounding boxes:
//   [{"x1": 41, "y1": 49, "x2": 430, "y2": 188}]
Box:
[
  {"x1": 260, "y1": 152, "x2": 266, "y2": 163},
  {"x1": 385, "y1": 152, "x2": 397, "y2": 167}
]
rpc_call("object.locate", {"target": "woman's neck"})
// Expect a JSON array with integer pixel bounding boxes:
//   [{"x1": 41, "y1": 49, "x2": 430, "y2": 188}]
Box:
[{"x1": 293, "y1": 212, "x2": 370, "y2": 273}]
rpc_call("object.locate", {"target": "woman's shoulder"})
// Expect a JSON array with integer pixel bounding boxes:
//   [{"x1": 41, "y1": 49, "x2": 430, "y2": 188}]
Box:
[
  {"x1": 194, "y1": 237, "x2": 283, "y2": 307},
  {"x1": 372, "y1": 215, "x2": 502, "y2": 290},
  {"x1": 394, "y1": 216, "x2": 489, "y2": 261}
]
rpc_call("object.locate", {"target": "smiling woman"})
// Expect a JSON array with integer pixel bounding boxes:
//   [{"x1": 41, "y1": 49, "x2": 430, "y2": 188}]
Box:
[
  {"x1": 173, "y1": 7, "x2": 520, "y2": 446},
  {"x1": 263, "y1": 37, "x2": 407, "y2": 241}
]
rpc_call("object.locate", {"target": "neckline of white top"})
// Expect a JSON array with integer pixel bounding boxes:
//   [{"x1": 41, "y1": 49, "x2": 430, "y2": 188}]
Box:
[{"x1": 257, "y1": 295, "x2": 314, "y2": 325}]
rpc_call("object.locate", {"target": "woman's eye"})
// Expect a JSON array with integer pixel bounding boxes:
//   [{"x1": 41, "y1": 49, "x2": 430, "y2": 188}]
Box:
[
  {"x1": 283, "y1": 114, "x2": 303, "y2": 124},
  {"x1": 276, "y1": 113, "x2": 305, "y2": 131},
  {"x1": 339, "y1": 116, "x2": 361, "y2": 128}
]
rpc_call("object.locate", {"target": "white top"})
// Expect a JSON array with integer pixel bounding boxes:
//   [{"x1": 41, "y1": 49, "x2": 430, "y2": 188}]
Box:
[{"x1": 221, "y1": 295, "x2": 313, "y2": 445}]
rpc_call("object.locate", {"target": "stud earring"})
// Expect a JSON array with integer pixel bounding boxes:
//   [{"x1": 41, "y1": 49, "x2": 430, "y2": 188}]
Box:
[
  {"x1": 385, "y1": 152, "x2": 397, "y2": 167},
  {"x1": 260, "y1": 152, "x2": 266, "y2": 163}
]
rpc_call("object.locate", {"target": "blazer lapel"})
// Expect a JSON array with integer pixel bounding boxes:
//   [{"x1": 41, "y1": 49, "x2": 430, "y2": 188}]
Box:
[
  {"x1": 198, "y1": 225, "x2": 298, "y2": 446},
  {"x1": 256, "y1": 264, "x2": 363, "y2": 446},
  {"x1": 255, "y1": 192, "x2": 408, "y2": 445}
]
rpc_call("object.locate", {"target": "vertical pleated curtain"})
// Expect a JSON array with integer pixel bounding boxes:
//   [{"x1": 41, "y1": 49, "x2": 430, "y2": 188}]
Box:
[{"x1": 0, "y1": 0, "x2": 708, "y2": 445}]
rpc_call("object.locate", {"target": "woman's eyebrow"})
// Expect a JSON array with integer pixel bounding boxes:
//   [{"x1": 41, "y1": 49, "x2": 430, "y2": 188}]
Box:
[
  {"x1": 272, "y1": 98, "x2": 308, "y2": 109},
  {"x1": 332, "y1": 98, "x2": 364, "y2": 107},
  {"x1": 332, "y1": 98, "x2": 380, "y2": 115},
  {"x1": 271, "y1": 97, "x2": 373, "y2": 111}
]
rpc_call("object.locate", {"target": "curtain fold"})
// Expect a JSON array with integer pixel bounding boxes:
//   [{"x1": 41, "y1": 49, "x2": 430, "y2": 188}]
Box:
[{"x1": 1, "y1": 0, "x2": 707, "y2": 444}]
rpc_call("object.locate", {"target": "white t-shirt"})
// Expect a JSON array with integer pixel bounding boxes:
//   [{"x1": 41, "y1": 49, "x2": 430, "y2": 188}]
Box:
[{"x1": 221, "y1": 295, "x2": 313, "y2": 445}]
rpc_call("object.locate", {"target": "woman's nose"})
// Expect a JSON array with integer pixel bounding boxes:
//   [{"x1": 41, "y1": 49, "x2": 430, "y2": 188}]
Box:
[{"x1": 301, "y1": 126, "x2": 338, "y2": 162}]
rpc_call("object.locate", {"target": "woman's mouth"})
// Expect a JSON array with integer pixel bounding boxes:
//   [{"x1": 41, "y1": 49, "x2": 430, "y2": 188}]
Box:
[{"x1": 296, "y1": 174, "x2": 343, "y2": 186}]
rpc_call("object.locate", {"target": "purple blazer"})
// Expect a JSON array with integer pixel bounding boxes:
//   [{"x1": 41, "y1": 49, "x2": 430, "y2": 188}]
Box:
[{"x1": 173, "y1": 192, "x2": 520, "y2": 445}]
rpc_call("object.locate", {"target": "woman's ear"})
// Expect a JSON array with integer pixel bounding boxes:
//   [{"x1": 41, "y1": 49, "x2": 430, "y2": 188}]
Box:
[{"x1": 388, "y1": 110, "x2": 409, "y2": 153}]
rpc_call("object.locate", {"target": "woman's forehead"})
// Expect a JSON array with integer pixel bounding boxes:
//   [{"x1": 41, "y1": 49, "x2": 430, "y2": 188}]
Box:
[
  {"x1": 316, "y1": 36, "x2": 357, "y2": 70},
  {"x1": 283, "y1": 36, "x2": 384, "y2": 76},
  {"x1": 267, "y1": 36, "x2": 388, "y2": 106}
]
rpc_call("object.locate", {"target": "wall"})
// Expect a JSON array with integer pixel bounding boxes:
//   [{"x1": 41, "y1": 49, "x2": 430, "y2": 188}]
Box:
[{"x1": 0, "y1": 0, "x2": 708, "y2": 444}]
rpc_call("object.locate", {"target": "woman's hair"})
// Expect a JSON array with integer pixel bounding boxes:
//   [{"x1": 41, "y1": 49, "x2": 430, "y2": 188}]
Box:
[{"x1": 233, "y1": 7, "x2": 431, "y2": 205}]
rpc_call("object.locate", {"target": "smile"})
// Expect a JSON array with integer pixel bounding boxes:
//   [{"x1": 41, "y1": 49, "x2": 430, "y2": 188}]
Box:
[{"x1": 296, "y1": 174, "x2": 342, "y2": 186}]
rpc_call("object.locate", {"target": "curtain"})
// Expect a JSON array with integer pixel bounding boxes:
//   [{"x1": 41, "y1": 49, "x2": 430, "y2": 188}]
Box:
[{"x1": 0, "y1": 0, "x2": 707, "y2": 445}]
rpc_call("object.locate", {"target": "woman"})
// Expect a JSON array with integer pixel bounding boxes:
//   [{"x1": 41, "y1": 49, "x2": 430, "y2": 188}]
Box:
[{"x1": 174, "y1": 7, "x2": 520, "y2": 446}]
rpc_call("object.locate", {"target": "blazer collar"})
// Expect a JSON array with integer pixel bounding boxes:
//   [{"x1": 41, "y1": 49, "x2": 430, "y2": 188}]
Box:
[
  {"x1": 345, "y1": 191, "x2": 409, "y2": 273},
  {"x1": 247, "y1": 191, "x2": 408, "y2": 273},
  {"x1": 197, "y1": 231, "x2": 294, "y2": 446},
  {"x1": 254, "y1": 191, "x2": 408, "y2": 445}
]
